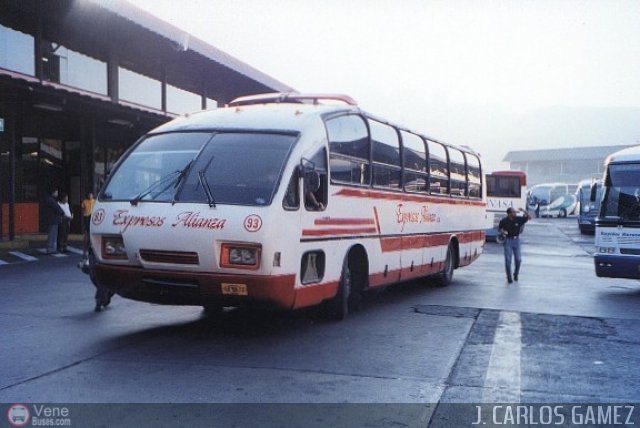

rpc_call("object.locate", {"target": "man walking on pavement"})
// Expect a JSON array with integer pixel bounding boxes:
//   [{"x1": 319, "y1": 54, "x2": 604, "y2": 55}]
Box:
[{"x1": 498, "y1": 207, "x2": 531, "y2": 283}]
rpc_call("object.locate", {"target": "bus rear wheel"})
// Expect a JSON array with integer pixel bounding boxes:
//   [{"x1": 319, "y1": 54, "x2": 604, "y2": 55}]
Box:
[
  {"x1": 437, "y1": 244, "x2": 455, "y2": 286},
  {"x1": 559, "y1": 208, "x2": 567, "y2": 218}
]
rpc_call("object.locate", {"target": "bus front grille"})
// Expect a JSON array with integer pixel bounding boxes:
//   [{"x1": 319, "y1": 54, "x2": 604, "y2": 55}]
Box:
[{"x1": 139, "y1": 249, "x2": 200, "y2": 265}]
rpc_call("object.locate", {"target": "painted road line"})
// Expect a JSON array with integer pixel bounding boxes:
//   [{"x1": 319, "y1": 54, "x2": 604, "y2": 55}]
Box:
[
  {"x1": 482, "y1": 311, "x2": 522, "y2": 403},
  {"x1": 51, "y1": 253, "x2": 68, "y2": 258},
  {"x1": 66, "y1": 246, "x2": 83, "y2": 255},
  {"x1": 0, "y1": 258, "x2": 8, "y2": 265},
  {"x1": 9, "y1": 251, "x2": 38, "y2": 262}
]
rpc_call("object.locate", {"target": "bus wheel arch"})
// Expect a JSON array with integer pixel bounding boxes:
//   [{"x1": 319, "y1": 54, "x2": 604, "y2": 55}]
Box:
[{"x1": 324, "y1": 244, "x2": 369, "y2": 320}]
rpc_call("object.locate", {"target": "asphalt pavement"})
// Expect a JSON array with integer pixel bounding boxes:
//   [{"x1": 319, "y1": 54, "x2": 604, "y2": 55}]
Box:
[{"x1": 1, "y1": 217, "x2": 639, "y2": 428}]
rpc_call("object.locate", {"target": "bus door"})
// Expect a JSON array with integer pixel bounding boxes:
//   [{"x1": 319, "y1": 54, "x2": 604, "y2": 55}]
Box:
[{"x1": 297, "y1": 149, "x2": 329, "y2": 287}]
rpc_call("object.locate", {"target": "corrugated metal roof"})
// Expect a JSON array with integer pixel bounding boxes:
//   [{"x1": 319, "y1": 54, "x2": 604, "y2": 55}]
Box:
[
  {"x1": 503, "y1": 145, "x2": 636, "y2": 162},
  {"x1": 91, "y1": 0, "x2": 293, "y2": 93}
]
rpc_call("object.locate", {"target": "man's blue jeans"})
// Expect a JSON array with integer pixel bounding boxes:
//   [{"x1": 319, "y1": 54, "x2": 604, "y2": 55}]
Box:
[{"x1": 503, "y1": 237, "x2": 522, "y2": 280}]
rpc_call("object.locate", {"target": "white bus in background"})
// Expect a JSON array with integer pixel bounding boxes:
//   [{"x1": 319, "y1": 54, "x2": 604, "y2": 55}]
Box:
[
  {"x1": 527, "y1": 182, "x2": 578, "y2": 218},
  {"x1": 576, "y1": 178, "x2": 602, "y2": 234},
  {"x1": 88, "y1": 92, "x2": 486, "y2": 320},
  {"x1": 484, "y1": 170, "x2": 528, "y2": 240},
  {"x1": 594, "y1": 145, "x2": 640, "y2": 280}
]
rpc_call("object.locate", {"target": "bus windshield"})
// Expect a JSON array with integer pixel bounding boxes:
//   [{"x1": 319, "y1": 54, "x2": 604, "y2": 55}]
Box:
[
  {"x1": 601, "y1": 163, "x2": 640, "y2": 220},
  {"x1": 528, "y1": 186, "x2": 551, "y2": 206},
  {"x1": 102, "y1": 132, "x2": 297, "y2": 206},
  {"x1": 578, "y1": 182, "x2": 602, "y2": 213}
]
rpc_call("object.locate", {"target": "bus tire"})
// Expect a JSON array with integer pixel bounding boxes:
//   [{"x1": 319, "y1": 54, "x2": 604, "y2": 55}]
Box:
[
  {"x1": 437, "y1": 244, "x2": 455, "y2": 287},
  {"x1": 325, "y1": 259, "x2": 351, "y2": 321},
  {"x1": 559, "y1": 208, "x2": 567, "y2": 218}
]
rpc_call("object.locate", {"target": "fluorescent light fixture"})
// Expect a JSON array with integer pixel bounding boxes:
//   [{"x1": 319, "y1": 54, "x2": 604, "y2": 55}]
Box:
[
  {"x1": 107, "y1": 118, "x2": 133, "y2": 127},
  {"x1": 33, "y1": 103, "x2": 64, "y2": 112}
]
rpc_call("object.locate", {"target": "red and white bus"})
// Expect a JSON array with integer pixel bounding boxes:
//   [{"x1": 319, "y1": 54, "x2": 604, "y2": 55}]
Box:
[
  {"x1": 484, "y1": 170, "x2": 528, "y2": 240},
  {"x1": 89, "y1": 93, "x2": 486, "y2": 319}
]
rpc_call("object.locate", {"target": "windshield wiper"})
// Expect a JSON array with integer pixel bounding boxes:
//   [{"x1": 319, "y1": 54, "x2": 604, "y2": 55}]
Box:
[
  {"x1": 130, "y1": 166, "x2": 188, "y2": 206},
  {"x1": 171, "y1": 160, "x2": 194, "y2": 205},
  {"x1": 198, "y1": 171, "x2": 216, "y2": 207},
  {"x1": 197, "y1": 155, "x2": 216, "y2": 207}
]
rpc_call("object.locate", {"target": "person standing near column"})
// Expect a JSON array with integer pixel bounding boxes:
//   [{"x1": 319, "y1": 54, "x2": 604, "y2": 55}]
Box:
[
  {"x1": 81, "y1": 192, "x2": 95, "y2": 258},
  {"x1": 44, "y1": 189, "x2": 64, "y2": 254},
  {"x1": 498, "y1": 207, "x2": 531, "y2": 283}
]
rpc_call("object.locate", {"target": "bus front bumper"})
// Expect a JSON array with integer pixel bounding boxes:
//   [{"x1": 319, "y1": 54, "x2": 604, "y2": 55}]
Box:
[
  {"x1": 94, "y1": 263, "x2": 297, "y2": 309},
  {"x1": 594, "y1": 255, "x2": 640, "y2": 280}
]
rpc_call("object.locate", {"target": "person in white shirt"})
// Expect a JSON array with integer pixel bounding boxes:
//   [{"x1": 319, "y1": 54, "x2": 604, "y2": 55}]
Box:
[{"x1": 57, "y1": 192, "x2": 73, "y2": 252}]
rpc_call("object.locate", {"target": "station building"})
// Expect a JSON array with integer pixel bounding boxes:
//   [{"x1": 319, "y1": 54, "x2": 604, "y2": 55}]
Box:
[
  {"x1": 0, "y1": 0, "x2": 292, "y2": 239},
  {"x1": 503, "y1": 144, "x2": 636, "y2": 187}
]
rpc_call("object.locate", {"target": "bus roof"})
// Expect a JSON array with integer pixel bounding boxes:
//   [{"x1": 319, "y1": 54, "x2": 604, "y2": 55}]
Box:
[
  {"x1": 147, "y1": 93, "x2": 482, "y2": 157},
  {"x1": 577, "y1": 178, "x2": 602, "y2": 188},
  {"x1": 606, "y1": 144, "x2": 640, "y2": 164},
  {"x1": 529, "y1": 182, "x2": 575, "y2": 189}
]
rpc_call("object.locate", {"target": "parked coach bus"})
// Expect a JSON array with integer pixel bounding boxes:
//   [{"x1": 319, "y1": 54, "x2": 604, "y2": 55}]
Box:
[
  {"x1": 484, "y1": 170, "x2": 527, "y2": 240},
  {"x1": 576, "y1": 178, "x2": 602, "y2": 234},
  {"x1": 89, "y1": 93, "x2": 486, "y2": 320},
  {"x1": 594, "y1": 145, "x2": 640, "y2": 280},
  {"x1": 527, "y1": 182, "x2": 578, "y2": 218}
]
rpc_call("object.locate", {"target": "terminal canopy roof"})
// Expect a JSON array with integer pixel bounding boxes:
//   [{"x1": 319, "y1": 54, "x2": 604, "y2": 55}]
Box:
[{"x1": 0, "y1": 0, "x2": 293, "y2": 104}]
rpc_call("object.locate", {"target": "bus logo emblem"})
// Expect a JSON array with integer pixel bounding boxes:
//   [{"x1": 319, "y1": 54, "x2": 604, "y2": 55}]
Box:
[
  {"x1": 7, "y1": 404, "x2": 30, "y2": 426},
  {"x1": 92, "y1": 209, "x2": 105, "y2": 225},
  {"x1": 244, "y1": 215, "x2": 262, "y2": 232}
]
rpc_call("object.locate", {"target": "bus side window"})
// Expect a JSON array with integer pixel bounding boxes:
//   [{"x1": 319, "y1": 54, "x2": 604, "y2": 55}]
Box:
[
  {"x1": 283, "y1": 169, "x2": 300, "y2": 210},
  {"x1": 305, "y1": 149, "x2": 328, "y2": 211}
]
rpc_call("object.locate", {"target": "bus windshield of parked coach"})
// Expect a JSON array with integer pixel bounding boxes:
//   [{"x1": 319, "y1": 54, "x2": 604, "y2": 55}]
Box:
[
  {"x1": 601, "y1": 163, "x2": 640, "y2": 220},
  {"x1": 178, "y1": 132, "x2": 297, "y2": 206},
  {"x1": 101, "y1": 132, "x2": 212, "y2": 201}
]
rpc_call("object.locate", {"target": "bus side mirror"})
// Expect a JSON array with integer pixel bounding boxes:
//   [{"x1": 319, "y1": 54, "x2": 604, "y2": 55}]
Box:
[{"x1": 589, "y1": 182, "x2": 597, "y2": 202}]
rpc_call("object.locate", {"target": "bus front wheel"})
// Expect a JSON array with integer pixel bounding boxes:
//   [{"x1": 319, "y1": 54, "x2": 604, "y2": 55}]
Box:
[{"x1": 325, "y1": 259, "x2": 351, "y2": 321}]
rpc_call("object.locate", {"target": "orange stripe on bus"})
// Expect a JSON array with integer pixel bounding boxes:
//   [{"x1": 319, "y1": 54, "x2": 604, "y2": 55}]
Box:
[
  {"x1": 314, "y1": 218, "x2": 376, "y2": 226},
  {"x1": 302, "y1": 227, "x2": 379, "y2": 237}
]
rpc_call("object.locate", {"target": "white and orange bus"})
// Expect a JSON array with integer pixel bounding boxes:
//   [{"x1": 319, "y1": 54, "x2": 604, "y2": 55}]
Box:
[
  {"x1": 89, "y1": 93, "x2": 486, "y2": 320},
  {"x1": 484, "y1": 170, "x2": 527, "y2": 240}
]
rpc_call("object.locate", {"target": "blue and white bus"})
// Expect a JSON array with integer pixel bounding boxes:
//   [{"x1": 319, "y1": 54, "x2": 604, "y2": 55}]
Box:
[
  {"x1": 576, "y1": 179, "x2": 602, "y2": 234},
  {"x1": 527, "y1": 182, "x2": 578, "y2": 218},
  {"x1": 594, "y1": 145, "x2": 640, "y2": 280}
]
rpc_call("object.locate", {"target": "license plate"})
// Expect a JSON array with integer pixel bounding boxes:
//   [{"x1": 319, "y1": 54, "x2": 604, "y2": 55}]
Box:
[{"x1": 221, "y1": 283, "x2": 248, "y2": 296}]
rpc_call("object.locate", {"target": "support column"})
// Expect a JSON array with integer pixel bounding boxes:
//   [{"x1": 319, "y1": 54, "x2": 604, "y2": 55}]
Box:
[
  {"x1": 9, "y1": 111, "x2": 16, "y2": 240},
  {"x1": 161, "y1": 67, "x2": 167, "y2": 113},
  {"x1": 107, "y1": 57, "x2": 119, "y2": 104}
]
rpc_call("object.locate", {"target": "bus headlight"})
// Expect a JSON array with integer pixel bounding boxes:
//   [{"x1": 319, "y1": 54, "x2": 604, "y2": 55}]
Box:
[
  {"x1": 102, "y1": 235, "x2": 127, "y2": 259},
  {"x1": 598, "y1": 247, "x2": 615, "y2": 254},
  {"x1": 221, "y1": 243, "x2": 261, "y2": 270}
]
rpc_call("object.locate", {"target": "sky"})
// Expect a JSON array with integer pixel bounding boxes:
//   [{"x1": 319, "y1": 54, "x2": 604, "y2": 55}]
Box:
[{"x1": 126, "y1": 0, "x2": 640, "y2": 171}]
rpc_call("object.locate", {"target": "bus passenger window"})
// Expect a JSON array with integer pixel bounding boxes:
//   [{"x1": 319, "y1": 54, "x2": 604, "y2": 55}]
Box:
[{"x1": 326, "y1": 114, "x2": 370, "y2": 186}]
